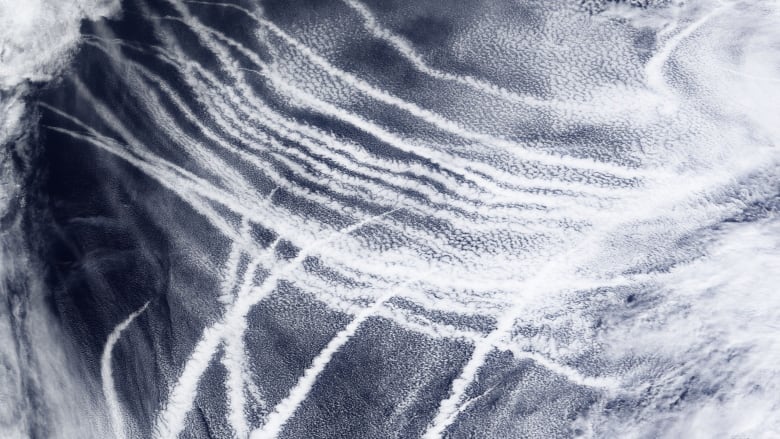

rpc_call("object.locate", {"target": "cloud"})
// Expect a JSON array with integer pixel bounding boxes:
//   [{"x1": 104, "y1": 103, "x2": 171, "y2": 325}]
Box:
[{"x1": 0, "y1": 0, "x2": 121, "y2": 144}]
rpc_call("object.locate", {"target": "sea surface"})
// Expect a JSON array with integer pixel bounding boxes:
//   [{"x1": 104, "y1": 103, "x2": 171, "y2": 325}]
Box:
[{"x1": 1, "y1": 0, "x2": 779, "y2": 438}]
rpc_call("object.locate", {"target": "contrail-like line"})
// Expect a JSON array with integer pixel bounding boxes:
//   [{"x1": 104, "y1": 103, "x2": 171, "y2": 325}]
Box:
[
  {"x1": 154, "y1": 231, "x2": 277, "y2": 439},
  {"x1": 420, "y1": 149, "x2": 779, "y2": 438},
  {"x1": 101, "y1": 301, "x2": 150, "y2": 439},
  {"x1": 341, "y1": 0, "x2": 660, "y2": 127},
  {"x1": 52, "y1": 78, "x2": 374, "y2": 267},
  {"x1": 221, "y1": 225, "x2": 278, "y2": 438},
  {"x1": 173, "y1": 0, "x2": 653, "y2": 198},
  {"x1": 185, "y1": 0, "x2": 644, "y2": 180},
  {"x1": 47, "y1": 119, "x2": 528, "y2": 306},
  {"x1": 260, "y1": 70, "x2": 632, "y2": 204},
  {"x1": 153, "y1": 208, "x2": 400, "y2": 439},
  {"x1": 139, "y1": 7, "x2": 596, "y2": 248},
  {"x1": 645, "y1": 2, "x2": 731, "y2": 101},
  {"x1": 219, "y1": 218, "x2": 253, "y2": 438},
  {"x1": 141, "y1": 12, "x2": 541, "y2": 222},
  {"x1": 340, "y1": 0, "x2": 548, "y2": 107},
  {"x1": 251, "y1": 294, "x2": 395, "y2": 438},
  {"x1": 40, "y1": 106, "x2": 268, "y2": 256},
  {"x1": 150, "y1": 6, "x2": 636, "y2": 219}
]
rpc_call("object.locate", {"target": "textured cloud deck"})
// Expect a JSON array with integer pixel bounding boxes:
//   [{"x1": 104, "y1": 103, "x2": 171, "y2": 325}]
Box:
[{"x1": 0, "y1": 0, "x2": 779, "y2": 438}]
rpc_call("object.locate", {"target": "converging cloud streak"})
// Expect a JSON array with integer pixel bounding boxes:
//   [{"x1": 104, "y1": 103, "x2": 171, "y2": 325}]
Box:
[{"x1": 0, "y1": 0, "x2": 778, "y2": 438}]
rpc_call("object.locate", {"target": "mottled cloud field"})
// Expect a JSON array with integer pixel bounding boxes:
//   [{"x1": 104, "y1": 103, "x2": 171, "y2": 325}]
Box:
[{"x1": 1, "y1": 0, "x2": 779, "y2": 438}]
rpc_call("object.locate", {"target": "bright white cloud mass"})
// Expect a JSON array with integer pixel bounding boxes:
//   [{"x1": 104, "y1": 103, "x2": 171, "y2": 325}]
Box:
[{"x1": 0, "y1": 0, "x2": 778, "y2": 438}]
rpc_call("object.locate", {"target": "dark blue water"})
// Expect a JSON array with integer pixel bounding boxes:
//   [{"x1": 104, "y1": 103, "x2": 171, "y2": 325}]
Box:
[{"x1": 2, "y1": 0, "x2": 779, "y2": 437}]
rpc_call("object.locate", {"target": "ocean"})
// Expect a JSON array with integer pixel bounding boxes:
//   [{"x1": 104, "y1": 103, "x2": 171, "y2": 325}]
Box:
[{"x1": 1, "y1": 0, "x2": 779, "y2": 438}]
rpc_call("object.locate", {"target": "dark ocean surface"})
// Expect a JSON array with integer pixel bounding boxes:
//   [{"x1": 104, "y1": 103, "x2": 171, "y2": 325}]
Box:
[{"x1": 1, "y1": 0, "x2": 779, "y2": 438}]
